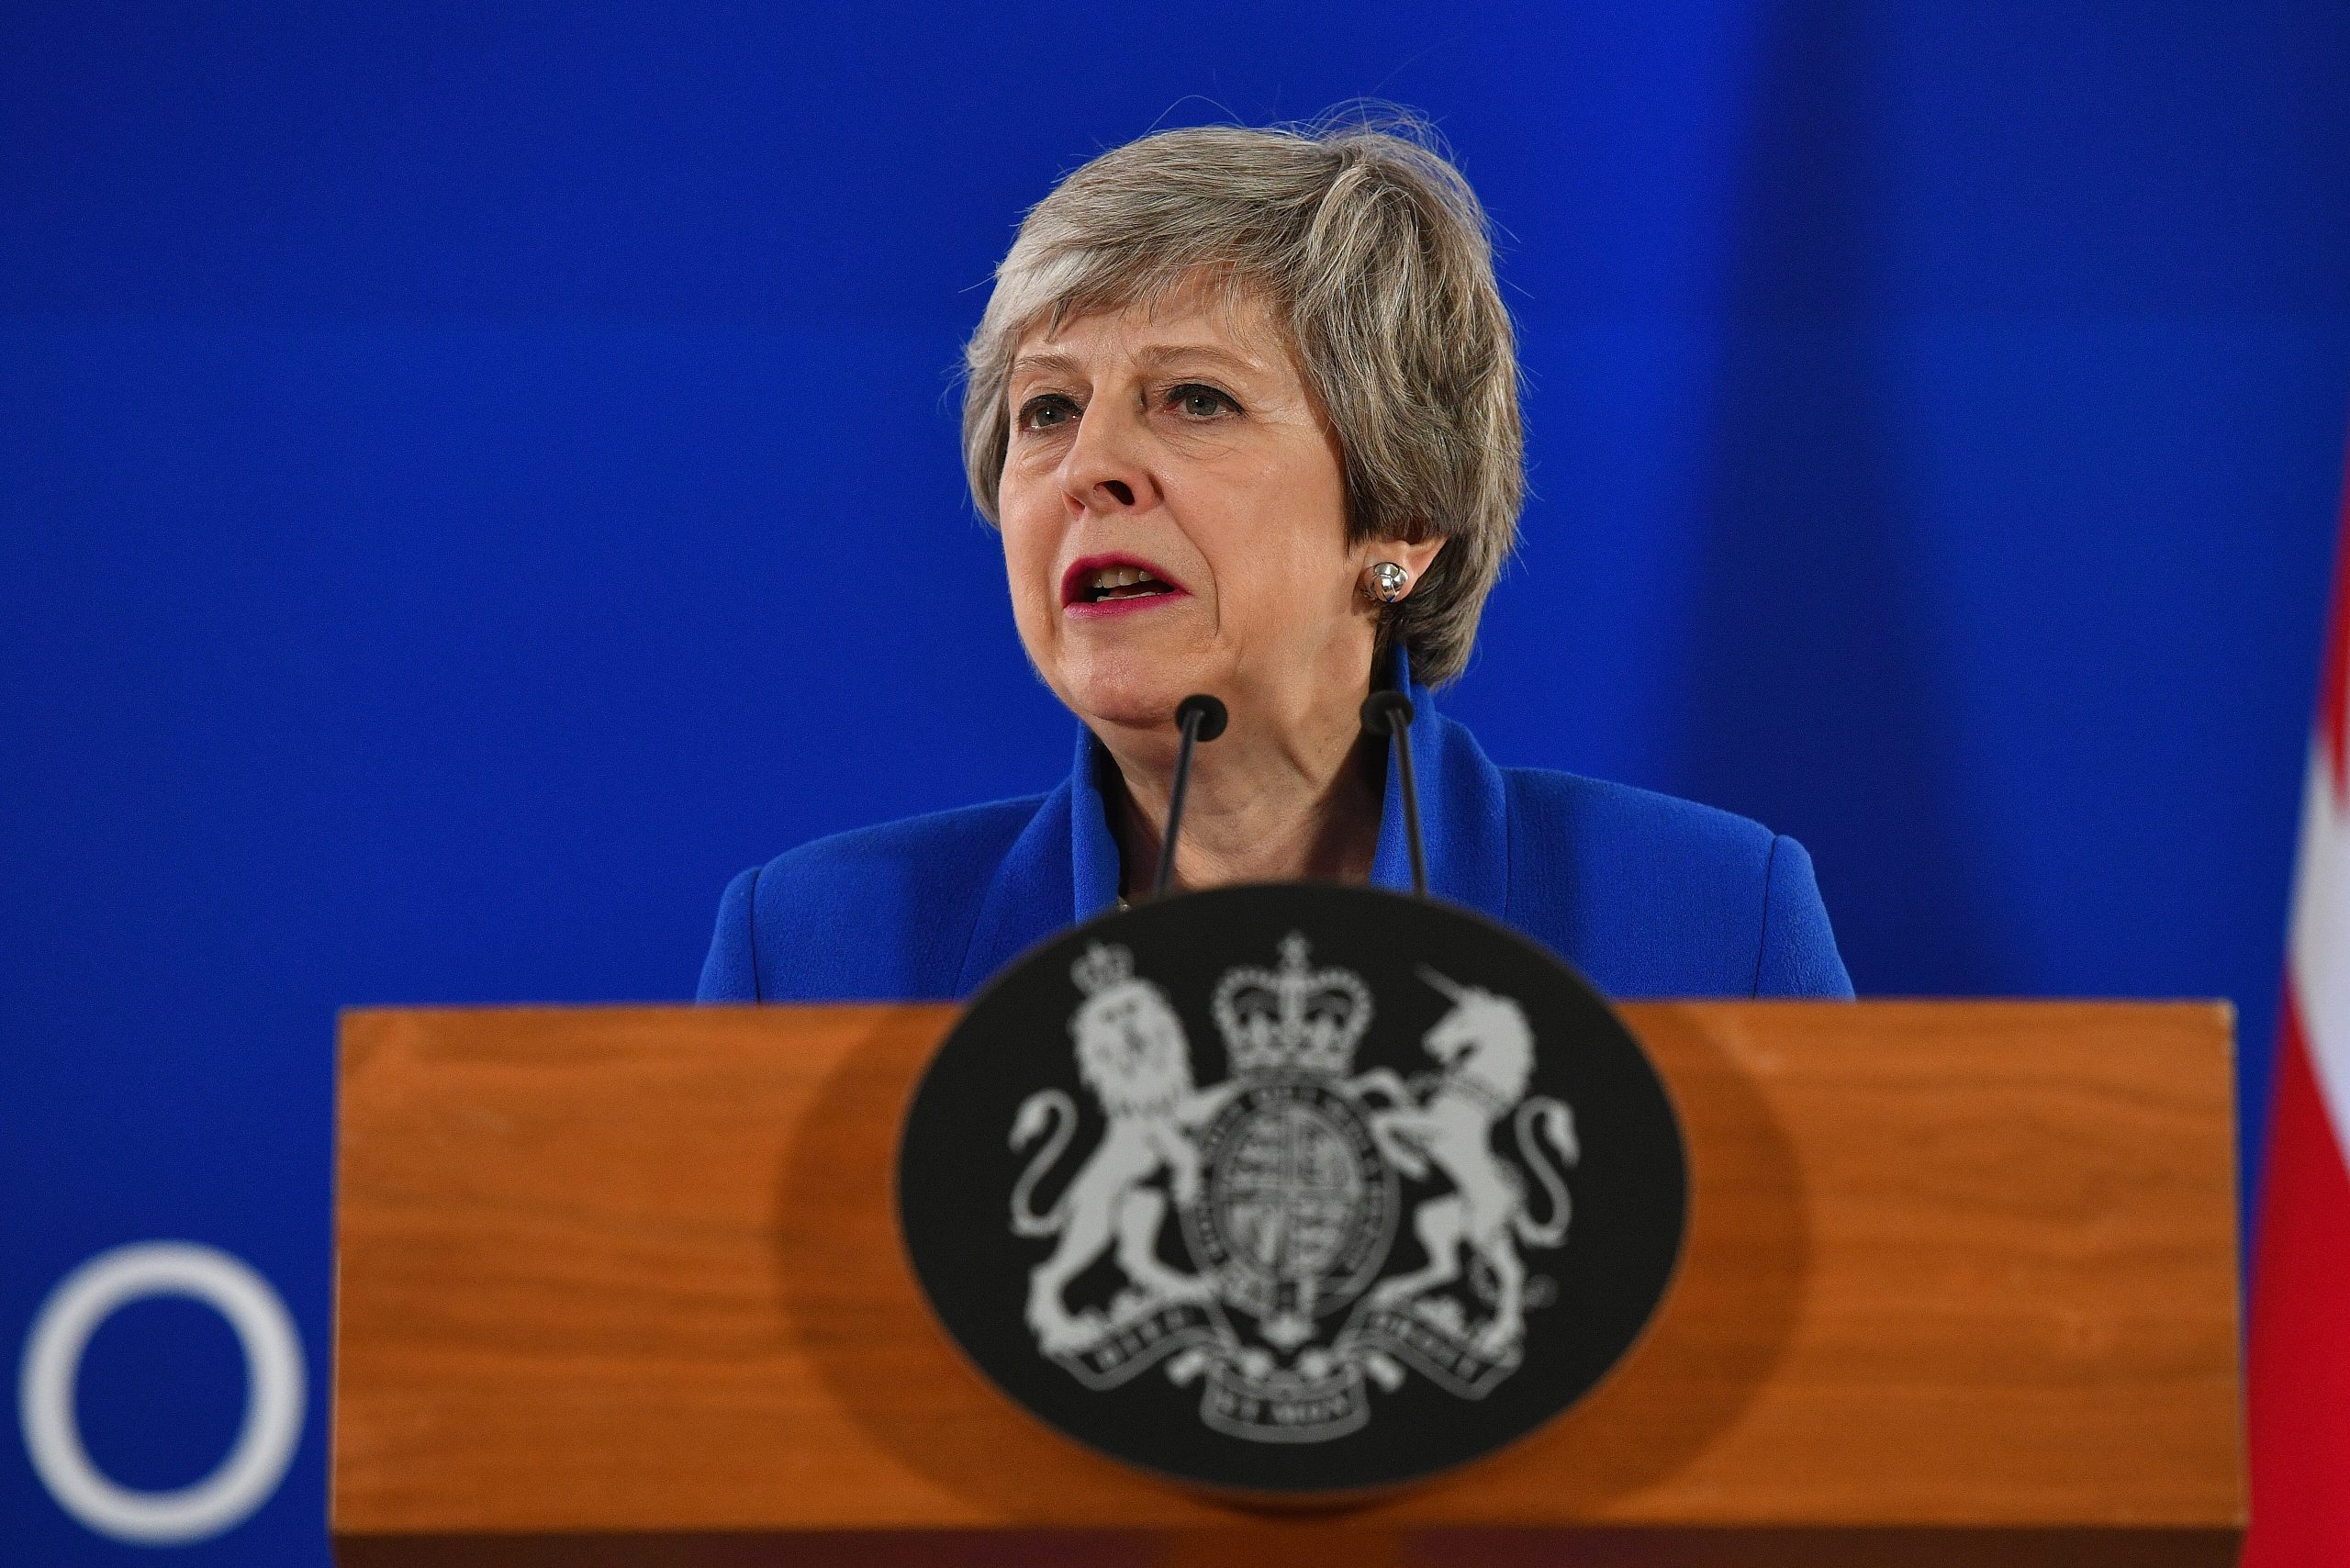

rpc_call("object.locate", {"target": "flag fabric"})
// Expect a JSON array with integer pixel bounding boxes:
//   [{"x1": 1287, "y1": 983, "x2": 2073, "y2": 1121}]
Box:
[{"x1": 2244, "y1": 454, "x2": 2350, "y2": 1565}]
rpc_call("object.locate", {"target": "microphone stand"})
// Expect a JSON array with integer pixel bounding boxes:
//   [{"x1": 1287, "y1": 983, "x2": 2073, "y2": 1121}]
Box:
[
  {"x1": 1152, "y1": 694, "x2": 1229, "y2": 898},
  {"x1": 1361, "y1": 691, "x2": 1428, "y2": 898}
]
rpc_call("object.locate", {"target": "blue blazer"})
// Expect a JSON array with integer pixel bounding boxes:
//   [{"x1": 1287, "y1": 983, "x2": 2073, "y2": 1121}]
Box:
[{"x1": 699, "y1": 661, "x2": 1853, "y2": 1004}]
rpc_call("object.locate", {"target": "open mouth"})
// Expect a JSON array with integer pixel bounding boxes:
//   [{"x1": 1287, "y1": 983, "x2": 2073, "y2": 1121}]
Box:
[
  {"x1": 1079, "y1": 566, "x2": 1178, "y2": 604},
  {"x1": 1062, "y1": 556, "x2": 1186, "y2": 609}
]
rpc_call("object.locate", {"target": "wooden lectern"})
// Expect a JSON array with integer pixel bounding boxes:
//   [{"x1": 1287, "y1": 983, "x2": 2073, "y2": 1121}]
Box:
[{"x1": 331, "y1": 1002, "x2": 2244, "y2": 1566}]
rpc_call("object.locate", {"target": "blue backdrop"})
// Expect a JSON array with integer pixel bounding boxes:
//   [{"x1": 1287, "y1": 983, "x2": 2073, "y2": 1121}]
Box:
[{"x1": 6, "y1": 4, "x2": 2348, "y2": 1559}]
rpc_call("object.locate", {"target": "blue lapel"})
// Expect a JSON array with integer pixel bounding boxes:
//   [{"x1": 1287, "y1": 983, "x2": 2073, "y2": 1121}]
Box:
[{"x1": 1366, "y1": 646, "x2": 1509, "y2": 923}]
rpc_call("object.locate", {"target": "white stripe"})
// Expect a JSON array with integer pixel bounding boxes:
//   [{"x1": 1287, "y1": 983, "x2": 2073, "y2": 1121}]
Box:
[{"x1": 2287, "y1": 745, "x2": 2350, "y2": 1157}]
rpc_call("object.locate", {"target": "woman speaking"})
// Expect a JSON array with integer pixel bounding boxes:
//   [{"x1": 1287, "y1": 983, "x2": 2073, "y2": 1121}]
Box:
[{"x1": 699, "y1": 116, "x2": 1852, "y2": 1003}]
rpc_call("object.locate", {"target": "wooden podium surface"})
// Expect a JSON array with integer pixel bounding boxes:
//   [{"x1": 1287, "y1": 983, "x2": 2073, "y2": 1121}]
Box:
[{"x1": 331, "y1": 1002, "x2": 2244, "y2": 1566}]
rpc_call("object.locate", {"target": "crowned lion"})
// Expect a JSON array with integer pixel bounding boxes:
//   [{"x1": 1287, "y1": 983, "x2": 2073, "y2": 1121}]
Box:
[{"x1": 1009, "y1": 945, "x2": 1236, "y2": 1354}]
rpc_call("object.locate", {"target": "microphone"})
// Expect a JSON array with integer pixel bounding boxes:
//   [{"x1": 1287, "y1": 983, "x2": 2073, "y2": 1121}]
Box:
[
  {"x1": 1361, "y1": 691, "x2": 1428, "y2": 898},
  {"x1": 1152, "y1": 694, "x2": 1229, "y2": 898}
]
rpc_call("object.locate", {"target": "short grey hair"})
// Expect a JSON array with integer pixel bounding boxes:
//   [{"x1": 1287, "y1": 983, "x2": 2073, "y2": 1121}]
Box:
[{"x1": 960, "y1": 110, "x2": 1523, "y2": 687}]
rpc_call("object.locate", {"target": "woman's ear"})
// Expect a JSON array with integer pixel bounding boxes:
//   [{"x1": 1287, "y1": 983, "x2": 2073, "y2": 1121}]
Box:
[{"x1": 1390, "y1": 531, "x2": 1446, "y2": 588}]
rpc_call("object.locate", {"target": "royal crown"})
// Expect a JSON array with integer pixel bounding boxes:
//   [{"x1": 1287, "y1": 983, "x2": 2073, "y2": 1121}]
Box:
[
  {"x1": 1070, "y1": 942, "x2": 1136, "y2": 997},
  {"x1": 1211, "y1": 932, "x2": 1373, "y2": 1079}
]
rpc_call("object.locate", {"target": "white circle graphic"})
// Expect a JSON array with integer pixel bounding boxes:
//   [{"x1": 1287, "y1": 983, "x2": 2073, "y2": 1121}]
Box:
[{"x1": 18, "y1": 1241, "x2": 306, "y2": 1544}]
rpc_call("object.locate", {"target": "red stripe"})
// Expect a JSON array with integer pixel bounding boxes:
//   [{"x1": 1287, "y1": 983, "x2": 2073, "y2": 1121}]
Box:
[
  {"x1": 2319, "y1": 453, "x2": 2350, "y2": 799},
  {"x1": 2244, "y1": 990, "x2": 2350, "y2": 1566}
]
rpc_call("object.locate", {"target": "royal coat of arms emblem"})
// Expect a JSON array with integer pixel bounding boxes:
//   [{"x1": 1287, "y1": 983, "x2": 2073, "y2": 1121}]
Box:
[
  {"x1": 1009, "y1": 934, "x2": 1579, "y2": 1441},
  {"x1": 898, "y1": 882, "x2": 1685, "y2": 1494}
]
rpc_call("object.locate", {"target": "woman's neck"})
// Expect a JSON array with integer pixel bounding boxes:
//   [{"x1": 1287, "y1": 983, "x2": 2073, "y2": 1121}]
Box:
[{"x1": 1100, "y1": 697, "x2": 1386, "y2": 897}]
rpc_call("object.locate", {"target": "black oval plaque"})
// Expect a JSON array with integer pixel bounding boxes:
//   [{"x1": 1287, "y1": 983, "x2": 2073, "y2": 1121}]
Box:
[{"x1": 896, "y1": 883, "x2": 1686, "y2": 1495}]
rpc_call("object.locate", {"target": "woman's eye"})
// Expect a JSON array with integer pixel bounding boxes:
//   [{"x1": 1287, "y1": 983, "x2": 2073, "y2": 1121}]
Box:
[
  {"x1": 1018, "y1": 395, "x2": 1079, "y2": 432},
  {"x1": 1168, "y1": 384, "x2": 1238, "y2": 420}
]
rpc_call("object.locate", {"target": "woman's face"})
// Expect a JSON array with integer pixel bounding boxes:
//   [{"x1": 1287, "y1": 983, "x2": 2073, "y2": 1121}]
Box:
[{"x1": 996, "y1": 279, "x2": 1386, "y2": 745}]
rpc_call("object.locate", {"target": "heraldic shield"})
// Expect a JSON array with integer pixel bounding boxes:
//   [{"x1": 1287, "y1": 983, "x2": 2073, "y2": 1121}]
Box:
[{"x1": 897, "y1": 883, "x2": 1687, "y2": 1495}]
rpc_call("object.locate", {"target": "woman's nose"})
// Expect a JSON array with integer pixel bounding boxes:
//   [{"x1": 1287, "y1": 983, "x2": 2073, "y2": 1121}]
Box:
[{"x1": 1058, "y1": 406, "x2": 1154, "y2": 516}]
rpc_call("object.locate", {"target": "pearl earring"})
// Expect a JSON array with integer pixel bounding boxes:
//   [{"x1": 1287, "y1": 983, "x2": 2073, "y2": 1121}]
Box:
[{"x1": 1366, "y1": 560, "x2": 1410, "y2": 603}]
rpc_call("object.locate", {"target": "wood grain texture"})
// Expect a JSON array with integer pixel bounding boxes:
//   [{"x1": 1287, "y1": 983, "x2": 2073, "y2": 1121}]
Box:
[
  {"x1": 331, "y1": 1002, "x2": 2243, "y2": 1562},
  {"x1": 331, "y1": 1526, "x2": 2244, "y2": 1568}
]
